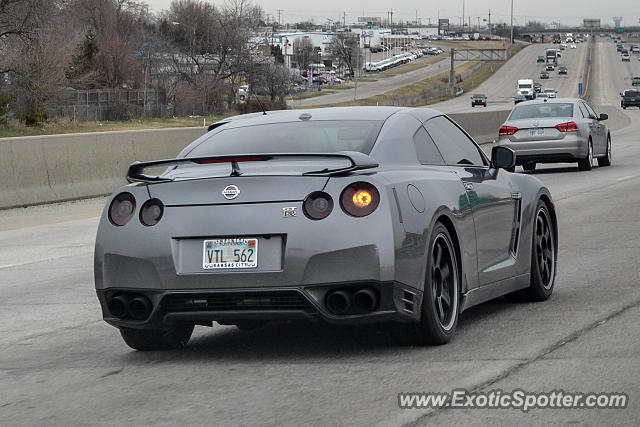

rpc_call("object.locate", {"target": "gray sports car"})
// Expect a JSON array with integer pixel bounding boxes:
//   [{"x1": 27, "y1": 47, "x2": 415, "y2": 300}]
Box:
[{"x1": 94, "y1": 107, "x2": 558, "y2": 350}]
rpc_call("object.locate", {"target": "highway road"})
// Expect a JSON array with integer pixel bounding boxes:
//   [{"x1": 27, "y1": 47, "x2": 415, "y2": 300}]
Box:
[
  {"x1": 434, "y1": 41, "x2": 589, "y2": 114},
  {"x1": 1, "y1": 37, "x2": 639, "y2": 426},
  {"x1": 292, "y1": 54, "x2": 452, "y2": 107}
]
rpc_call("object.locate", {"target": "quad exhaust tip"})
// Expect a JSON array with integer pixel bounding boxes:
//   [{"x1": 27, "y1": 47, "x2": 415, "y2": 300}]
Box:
[
  {"x1": 107, "y1": 294, "x2": 152, "y2": 320},
  {"x1": 325, "y1": 287, "x2": 379, "y2": 315}
]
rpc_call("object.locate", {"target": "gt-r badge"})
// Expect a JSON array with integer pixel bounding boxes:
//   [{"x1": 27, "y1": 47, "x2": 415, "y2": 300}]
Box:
[
  {"x1": 222, "y1": 185, "x2": 240, "y2": 200},
  {"x1": 283, "y1": 207, "x2": 297, "y2": 218}
]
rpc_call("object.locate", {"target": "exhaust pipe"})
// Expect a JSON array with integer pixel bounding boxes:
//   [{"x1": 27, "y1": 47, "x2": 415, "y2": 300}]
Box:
[
  {"x1": 325, "y1": 290, "x2": 351, "y2": 314},
  {"x1": 128, "y1": 295, "x2": 153, "y2": 320},
  {"x1": 108, "y1": 294, "x2": 132, "y2": 319},
  {"x1": 353, "y1": 288, "x2": 378, "y2": 312}
]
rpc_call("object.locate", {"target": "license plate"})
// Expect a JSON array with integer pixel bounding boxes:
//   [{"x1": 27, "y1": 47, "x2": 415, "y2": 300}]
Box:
[
  {"x1": 203, "y1": 238, "x2": 257, "y2": 269},
  {"x1": 529, "y1": 128, "x2": 544, "y2": 136}
]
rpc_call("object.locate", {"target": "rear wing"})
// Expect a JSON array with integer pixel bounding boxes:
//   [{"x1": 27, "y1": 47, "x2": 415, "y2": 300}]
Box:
[{"x1": 126, "y1": 152, "x2": 379, "y2": 183}]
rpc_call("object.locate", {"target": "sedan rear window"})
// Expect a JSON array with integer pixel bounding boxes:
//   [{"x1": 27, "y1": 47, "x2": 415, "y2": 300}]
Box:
[
  {"x1": 189, "y1": 120, "x2": 383, "y2": 156},
  {"x1": 509, "y1": 103, "x2": 574, "y2": 120}
]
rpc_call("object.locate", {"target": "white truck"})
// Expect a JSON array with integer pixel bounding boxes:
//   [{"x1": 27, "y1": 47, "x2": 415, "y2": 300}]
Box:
[{"x1": 516, "y1": 79, "x2": 536, "y2": 100}]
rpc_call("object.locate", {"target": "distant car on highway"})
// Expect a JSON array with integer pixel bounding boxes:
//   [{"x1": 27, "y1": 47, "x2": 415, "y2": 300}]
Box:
[
  {"x1": 536, "y1": 55, "x2": 545, "y2": 63},
  {"x1": 540, "y1": 71, "x2": 550, "y2": 79},
  {"x1": 498, "y1": 98, "x2": 611, "y2": 172},
  {"x1": 558, "y1": 66, "x2": 568, "y2": 74},
  {"x1": 470, "y1": 93, "x2": 487, "y2": 107},
  {"x1": 534, "y1": 81, "x2": 542, "y2": 93},
  {"x1": 514, "y1": 94, "x2": 526, "y2": 104},
  {"x1": 94, "y1": 106, "x2": 558, "y2": 349},
  {"x1": 546, "y1": 64, "x2": 555, "y2": 71},
  {"x1": 632, "y1": 77, "x2": 640, "y2": 86},
  {"x1": 622, "y1": 53, "x2": 631, "y2": 62},
  {"x1": 544, "y1": 88, "x2": 557, "y2": 98},
  {"x1": 570, "y1": 44, "x2": 577, "y2": 49},
  {"x1": 620, "y1": 89, "x2": 640, "y2": 109}
]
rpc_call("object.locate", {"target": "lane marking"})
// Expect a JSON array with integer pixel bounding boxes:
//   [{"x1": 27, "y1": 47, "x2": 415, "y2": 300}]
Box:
[{"x1": 616, "y1": 175, "x2": 636, "y2": 182}]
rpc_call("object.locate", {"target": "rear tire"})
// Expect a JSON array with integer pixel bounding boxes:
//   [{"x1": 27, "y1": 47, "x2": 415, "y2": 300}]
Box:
[
  {"x1": 390, "y1": 223, "x2": 459, "y2": 346},
  {"x1": 119, "y1": 323, "x2": 194, "y2": 351},
  {"x1": 598, "y1": 136, "x2": 612, "y2": 167},
  {"x1": 578, "y1": 140, "x2": 593, "y2": 171},
  {"x1": 523, "y1": 201, "x2": 556, "y2": 301},
  {"x1": 522, "y1": 162, "x2": 536, "y2": 172}
]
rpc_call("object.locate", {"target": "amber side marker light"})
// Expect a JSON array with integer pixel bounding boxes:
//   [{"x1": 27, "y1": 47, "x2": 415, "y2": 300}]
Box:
[{"x1": 341, "y1": 183, "x2": 380, "y2": 217}]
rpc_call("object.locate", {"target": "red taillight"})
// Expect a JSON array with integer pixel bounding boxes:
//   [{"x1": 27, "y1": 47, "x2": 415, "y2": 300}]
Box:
[
  {"x1": 139, "y1": 198, "x2": 164, "y2": 226},
  {"x1": 109, "y1": 192, "x2": 136, "y2": 226},
  {"x1": 303, "y1": 192, "x2": 334, "y2": 220},
  {"x1": 499, "y1": 126, "x2": 518, "y2": 136},
  {"x1": 555, "y1": 122, "x2": 579, "y2": 132},
  {"x1": 340, "y1": 182, "x2": 380, "y2": 217}
]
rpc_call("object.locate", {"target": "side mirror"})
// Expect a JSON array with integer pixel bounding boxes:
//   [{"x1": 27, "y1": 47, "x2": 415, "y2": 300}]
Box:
[
  {"x1": 491, "y1": 146, "x2": 516, "y2": 170},
  {"x1": 599, "y1": 113, "x2": 608, "y2": 121}
]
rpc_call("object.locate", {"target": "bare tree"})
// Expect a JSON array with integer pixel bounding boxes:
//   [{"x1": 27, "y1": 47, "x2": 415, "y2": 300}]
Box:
[
  {"x1": 253, "y1": 63, "x2": 292, "y2": 101},
  {"x1": 292, "y1": 37, "x2": 314, "y2": 70},
  {"x1": 327, "y1": 33, "x2": 361, "y2": 77}
]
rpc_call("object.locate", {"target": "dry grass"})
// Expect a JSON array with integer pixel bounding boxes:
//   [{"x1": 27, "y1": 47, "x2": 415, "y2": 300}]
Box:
[{"x1": 0, "y1": 116, "x2": 224, "y2": 138}]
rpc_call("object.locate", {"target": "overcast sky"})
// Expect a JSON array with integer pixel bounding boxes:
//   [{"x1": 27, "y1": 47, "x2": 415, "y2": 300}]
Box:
[{"x1": 145, "y1": 0, "x2": 638, "y2": 27}]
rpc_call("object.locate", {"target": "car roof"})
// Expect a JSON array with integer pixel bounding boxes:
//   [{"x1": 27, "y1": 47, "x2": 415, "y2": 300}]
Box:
[
  {"x1": 513, "y1": 97, "x2": 578, "y2": 106},
  {"x1": 214, "y1": 106, "x2": 444, "y2": 130}
]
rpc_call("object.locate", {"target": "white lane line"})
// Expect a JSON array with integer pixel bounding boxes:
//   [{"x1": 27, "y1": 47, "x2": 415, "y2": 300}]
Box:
[{"x1": 616, "y1": 175, "x2": 636, "y2": 182}]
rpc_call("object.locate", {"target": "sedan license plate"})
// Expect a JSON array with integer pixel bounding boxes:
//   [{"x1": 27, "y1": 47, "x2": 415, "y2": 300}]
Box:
[
  {"x1": 203, "y1": 238, "x2": 257, "y2": 269},
  {"x1": 529, "y1": 128, "x2": 544, "y2": 136}
]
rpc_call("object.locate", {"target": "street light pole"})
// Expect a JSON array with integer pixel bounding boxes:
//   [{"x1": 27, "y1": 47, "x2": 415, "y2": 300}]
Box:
[{"x1": 510, "y1": 0, "x2": 514, "y2": 45}]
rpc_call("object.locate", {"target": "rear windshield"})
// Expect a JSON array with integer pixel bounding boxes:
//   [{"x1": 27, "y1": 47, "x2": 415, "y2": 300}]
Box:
[
  {"x1": 519, "y1": 84, "x2": 532, "y2": 88},
  {"x1": 509, "y1": 103, "x2": 574, "y2": 120},
  {"x1": 188, "y1": 120, "x2": 383, "y2": 157},
  {"x1": 624, "y1": 91, "x2": 640, "y2": 97}
]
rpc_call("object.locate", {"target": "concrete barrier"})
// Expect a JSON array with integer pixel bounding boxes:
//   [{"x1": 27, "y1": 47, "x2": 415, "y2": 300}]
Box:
[
  {"x1": 450, "y1": 110, "x2": 511, "y2": 144},
  {"x1": 0, "y1": 110, "x2": 512, "y2": 209},
  {"x1": 0, "y1": 127, "x2": 206, "y2": 209}
]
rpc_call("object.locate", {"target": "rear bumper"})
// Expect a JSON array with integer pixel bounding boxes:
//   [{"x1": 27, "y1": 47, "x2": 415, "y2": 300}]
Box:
[
  {"x1": 498, "y1": 135, "x2": 587, "y2": 164},
  {"x1": 97, "y1": 281, "x2": 423, "y2": 329}
]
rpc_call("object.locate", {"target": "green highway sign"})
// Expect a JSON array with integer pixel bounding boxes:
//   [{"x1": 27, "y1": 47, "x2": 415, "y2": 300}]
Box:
[{"x1": 616, "y1": 27, "x2": 624, "y2": 33}]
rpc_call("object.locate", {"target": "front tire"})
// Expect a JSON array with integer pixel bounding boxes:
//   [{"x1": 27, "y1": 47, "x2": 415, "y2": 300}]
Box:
[
  {"x1": 390, "y1": 223, "x2": 460, "y2": 345},
  {"x1": 578, "y1": 140, "x2": 593, "y2": 171},
  {"x1": 598, "y1": 136, "x2": 612, "y2": 167},
  {"x1": 119, "y1": 323, "x2": 194, "y2": 351}
]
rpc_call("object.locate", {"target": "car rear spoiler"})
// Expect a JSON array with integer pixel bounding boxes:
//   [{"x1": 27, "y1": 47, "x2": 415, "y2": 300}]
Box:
[{"x1": 126, "y1": 152, "x2": 379, "y2": 183}]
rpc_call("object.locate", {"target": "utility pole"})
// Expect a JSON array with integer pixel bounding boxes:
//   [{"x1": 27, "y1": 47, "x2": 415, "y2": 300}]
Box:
[
  {"x1": 489, "y1": 9, "x2": 491, "y2": 38},
  {"x1": 416, "y1": 10, "x2": 418, "y2": 26},
  {"x1": 343, "y1": 11, "x2": 346, "y2": 28},
  {"x1": 462, "y1": 0, "x2": 465, "y2": 31},
  {"x1": 277, "y1": 9, "x2": 282, "y2": 28},
  {"x1": 510, "y1": 0, "x2": 514, "y2": 44},
  {"x1": 390, "y1": 8, "x2": 393, "y2": 27}
]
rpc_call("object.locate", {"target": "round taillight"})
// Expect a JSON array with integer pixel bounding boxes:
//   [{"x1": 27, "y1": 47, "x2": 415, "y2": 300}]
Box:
[
  {"x1": 303, "y1": 192, "x2": 333, "y2": 220},
  {"x1": 109, "y1": 192, "x2": 136, "y2": 226},
  {"x1": 140, "y1": 198, "x2": 164, "y2": 226},
  {"x1": 340, "y1": 182, "x2": 380, "y2": 217}
]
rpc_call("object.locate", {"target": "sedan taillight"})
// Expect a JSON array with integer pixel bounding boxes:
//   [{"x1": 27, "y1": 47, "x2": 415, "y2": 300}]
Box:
[
  {"x1": 499, "y1": 126, "x2": 518, "y2": 136},
  {"x1": 109, "y1": 192, "x2": 136, "y2": 226},
  {"x1": 555, "y1": 122, "x2": 579, "y2": 132}
]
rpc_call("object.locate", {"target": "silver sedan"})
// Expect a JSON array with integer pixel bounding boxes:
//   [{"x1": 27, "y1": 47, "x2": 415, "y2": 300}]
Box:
[{"x1": 498, "y1": 98, "x2": 612, "y2": 172}]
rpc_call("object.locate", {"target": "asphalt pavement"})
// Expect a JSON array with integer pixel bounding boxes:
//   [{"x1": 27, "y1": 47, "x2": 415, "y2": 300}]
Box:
[{"x1": 1, "y1": 37, "x2": 639, "y2": 426}]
